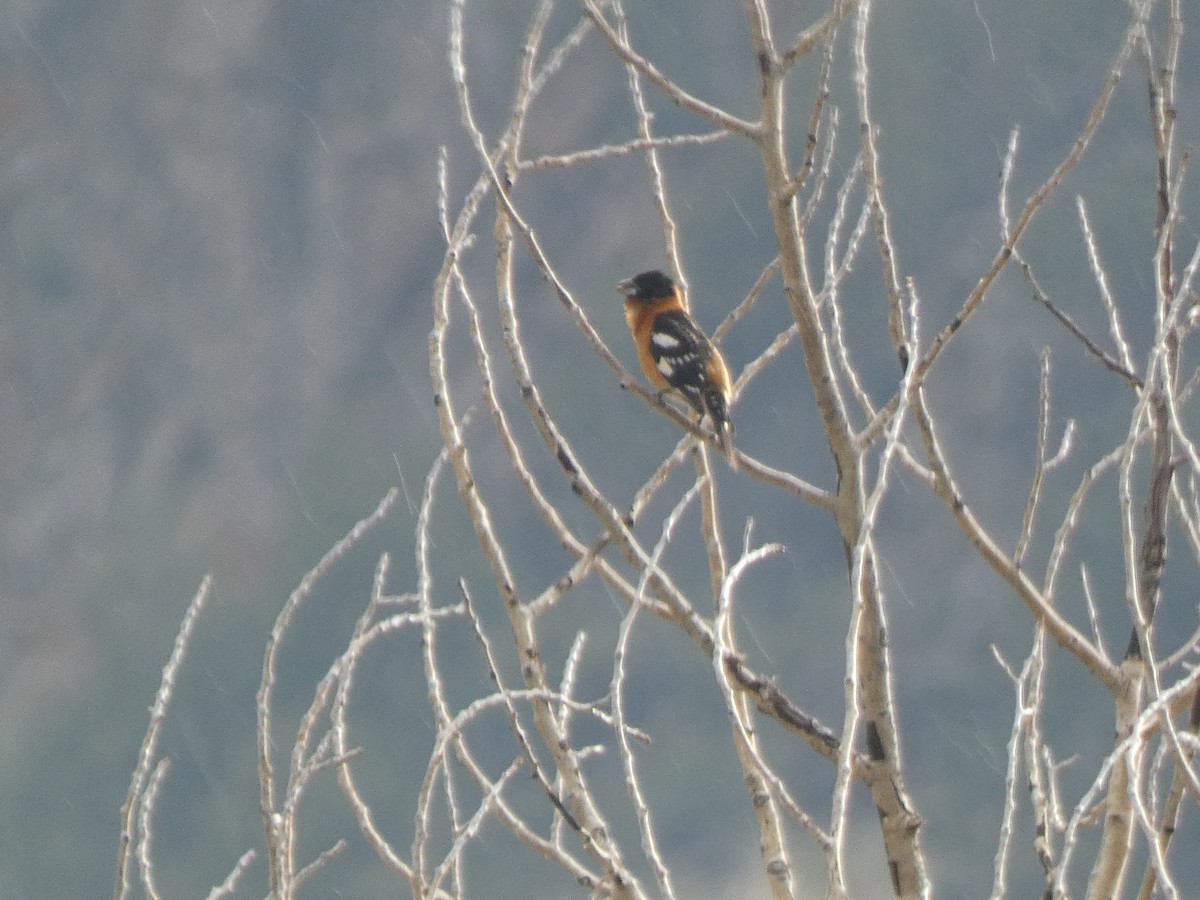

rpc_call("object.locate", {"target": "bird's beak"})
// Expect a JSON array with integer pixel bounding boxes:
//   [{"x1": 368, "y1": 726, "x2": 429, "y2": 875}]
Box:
[{"x1": 616, "y1": 277, "x2": 636, "y2": 297}]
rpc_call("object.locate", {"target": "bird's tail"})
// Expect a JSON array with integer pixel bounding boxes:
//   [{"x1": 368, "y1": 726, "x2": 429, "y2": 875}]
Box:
[
  {"x1": 700, "y1": 391, "x2": 735, "y2": 468},
  {"x1": 717, "y1": 418, "x2": 737, "y2": 469},
  {"x1": 702, "y1": 388, "x2": 737, "y2": 469}
]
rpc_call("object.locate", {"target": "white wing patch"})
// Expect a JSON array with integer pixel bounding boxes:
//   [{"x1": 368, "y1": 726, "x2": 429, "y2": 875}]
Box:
[
  {"x1": 651, "y1": 331, "x2": 681, "y2": 349},
  {"x1": 647, "y1": 309, "x2": 726, "y2": 417}
]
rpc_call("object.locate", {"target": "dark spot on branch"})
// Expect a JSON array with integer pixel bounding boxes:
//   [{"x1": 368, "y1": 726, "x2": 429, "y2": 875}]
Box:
[
  {"x1": 1124, "y1": 630, "x2": 1141, "y2": 661},
  {"x1": 866, "y1": 721, "x2": 885, "y2": 761}
]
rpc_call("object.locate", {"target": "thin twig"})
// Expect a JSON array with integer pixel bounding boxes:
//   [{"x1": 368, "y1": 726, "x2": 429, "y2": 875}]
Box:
[
  {"x1": 582, "y1": 0, "x2": 760, "y2": 139},
  {"x1": 863, "y1": 0, "x2": 1158, "y2": 444},
  {"x1": 520, "y1": 130, "x2": 730, "y2": 171},
  {"x1": 116, "y1": 575, "x2": 214, "y2": 900},
  {"x1": 206, "y1": 849, "x2": 257, "y2": 900}
]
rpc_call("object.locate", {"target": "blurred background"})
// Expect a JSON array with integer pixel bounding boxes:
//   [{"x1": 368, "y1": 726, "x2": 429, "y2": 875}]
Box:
[{"x1": 0, "y1": 0, "x2": 1197, "y2": 897}]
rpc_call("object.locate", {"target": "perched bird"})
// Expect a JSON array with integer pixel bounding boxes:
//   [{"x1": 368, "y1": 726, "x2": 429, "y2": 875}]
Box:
[{"x1": 617, "y1": 269, "x2": 736, "y2": 467}]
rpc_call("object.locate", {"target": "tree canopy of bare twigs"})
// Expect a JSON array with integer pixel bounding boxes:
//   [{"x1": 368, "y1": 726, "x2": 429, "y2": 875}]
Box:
[{"x1": 118, "y1": 1, "x2": 1200, "y2": 898}]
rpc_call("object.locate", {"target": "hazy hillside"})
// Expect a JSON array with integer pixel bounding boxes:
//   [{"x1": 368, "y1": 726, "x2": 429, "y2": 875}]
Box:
[{"x1": 0, "y1": 1, "x2": 1195, "y2": 897}]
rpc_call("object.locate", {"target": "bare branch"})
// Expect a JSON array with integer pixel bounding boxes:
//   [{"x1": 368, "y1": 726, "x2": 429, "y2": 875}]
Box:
[
  {"x1": 256, "y1": 489, "x2": 402, "y2": 894},
  {"x1": 780, "y1": 0, "x2": 858, "y2": 71},
  {"x1": 611, "y1": 0, "x2": 687, "y2": 287},
  {"x1": 612, "y1": 479, "x2": 709, "y2": 900},
  {"x1": 1078, "y1": 196, "x2": 1137, "y2": 375},
  {"x1": 1014, "y1": 349, "x2": 1054, "y2": 567},
  {"x1": 713, "y1": 523, "x2": 794, "y2": 899},
  {"x1": 853, "y1": 0, "x2": 910, "y2": 371},
  {"x1": 135, "y1": 758, "x2": 169, "y2": 900},
  {"x1": 116, "y1": 575, "x2": 214, "y2": 900},
  {"x1": 205, "y1": 850, "x2": 257, "y2": 900},
  {"x1": 520, "y1": 130, "x2": 730, "y2": 171},
  {"x1": 122, "y1": 0, "x2": 1200, "y2": 896},
  {"x1": 1019, "y1": 249, "x2": 1142, "y2": 389},
  {"x1": 582, "y1": 0, "x2": 761, "y2": 139},
  {"x1": 912, "y1": 387, "x2": 1122, "y2": 693},
  {"x1": 864, "y1": 0, "x2": 1158, "y2": 444}
]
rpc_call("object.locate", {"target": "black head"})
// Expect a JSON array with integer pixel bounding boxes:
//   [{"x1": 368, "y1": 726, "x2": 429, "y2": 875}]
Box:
[{"x1": 617, "y1": 269, "x2": 677, "y2": 301}]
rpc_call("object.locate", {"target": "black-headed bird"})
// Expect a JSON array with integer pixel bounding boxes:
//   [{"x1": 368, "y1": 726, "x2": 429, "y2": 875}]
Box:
[{"x1": 618, "y1": 269, "x2": 736, "y2": 467}]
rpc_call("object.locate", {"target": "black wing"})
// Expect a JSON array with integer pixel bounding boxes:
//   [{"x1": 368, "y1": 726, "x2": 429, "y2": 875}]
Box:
[{"x1": 648, "y1": 309, "x2": 722, "y2": 418}]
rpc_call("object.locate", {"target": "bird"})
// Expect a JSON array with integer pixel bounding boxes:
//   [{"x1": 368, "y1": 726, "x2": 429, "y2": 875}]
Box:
[{"x1": 617, "y1": 269, "x2": 736, "y2": 467}]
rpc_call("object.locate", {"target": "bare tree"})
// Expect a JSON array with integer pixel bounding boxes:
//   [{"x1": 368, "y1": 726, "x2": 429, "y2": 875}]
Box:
[{"x1": 117, "y1": 1, "x2": 1200, "y2": 898}]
